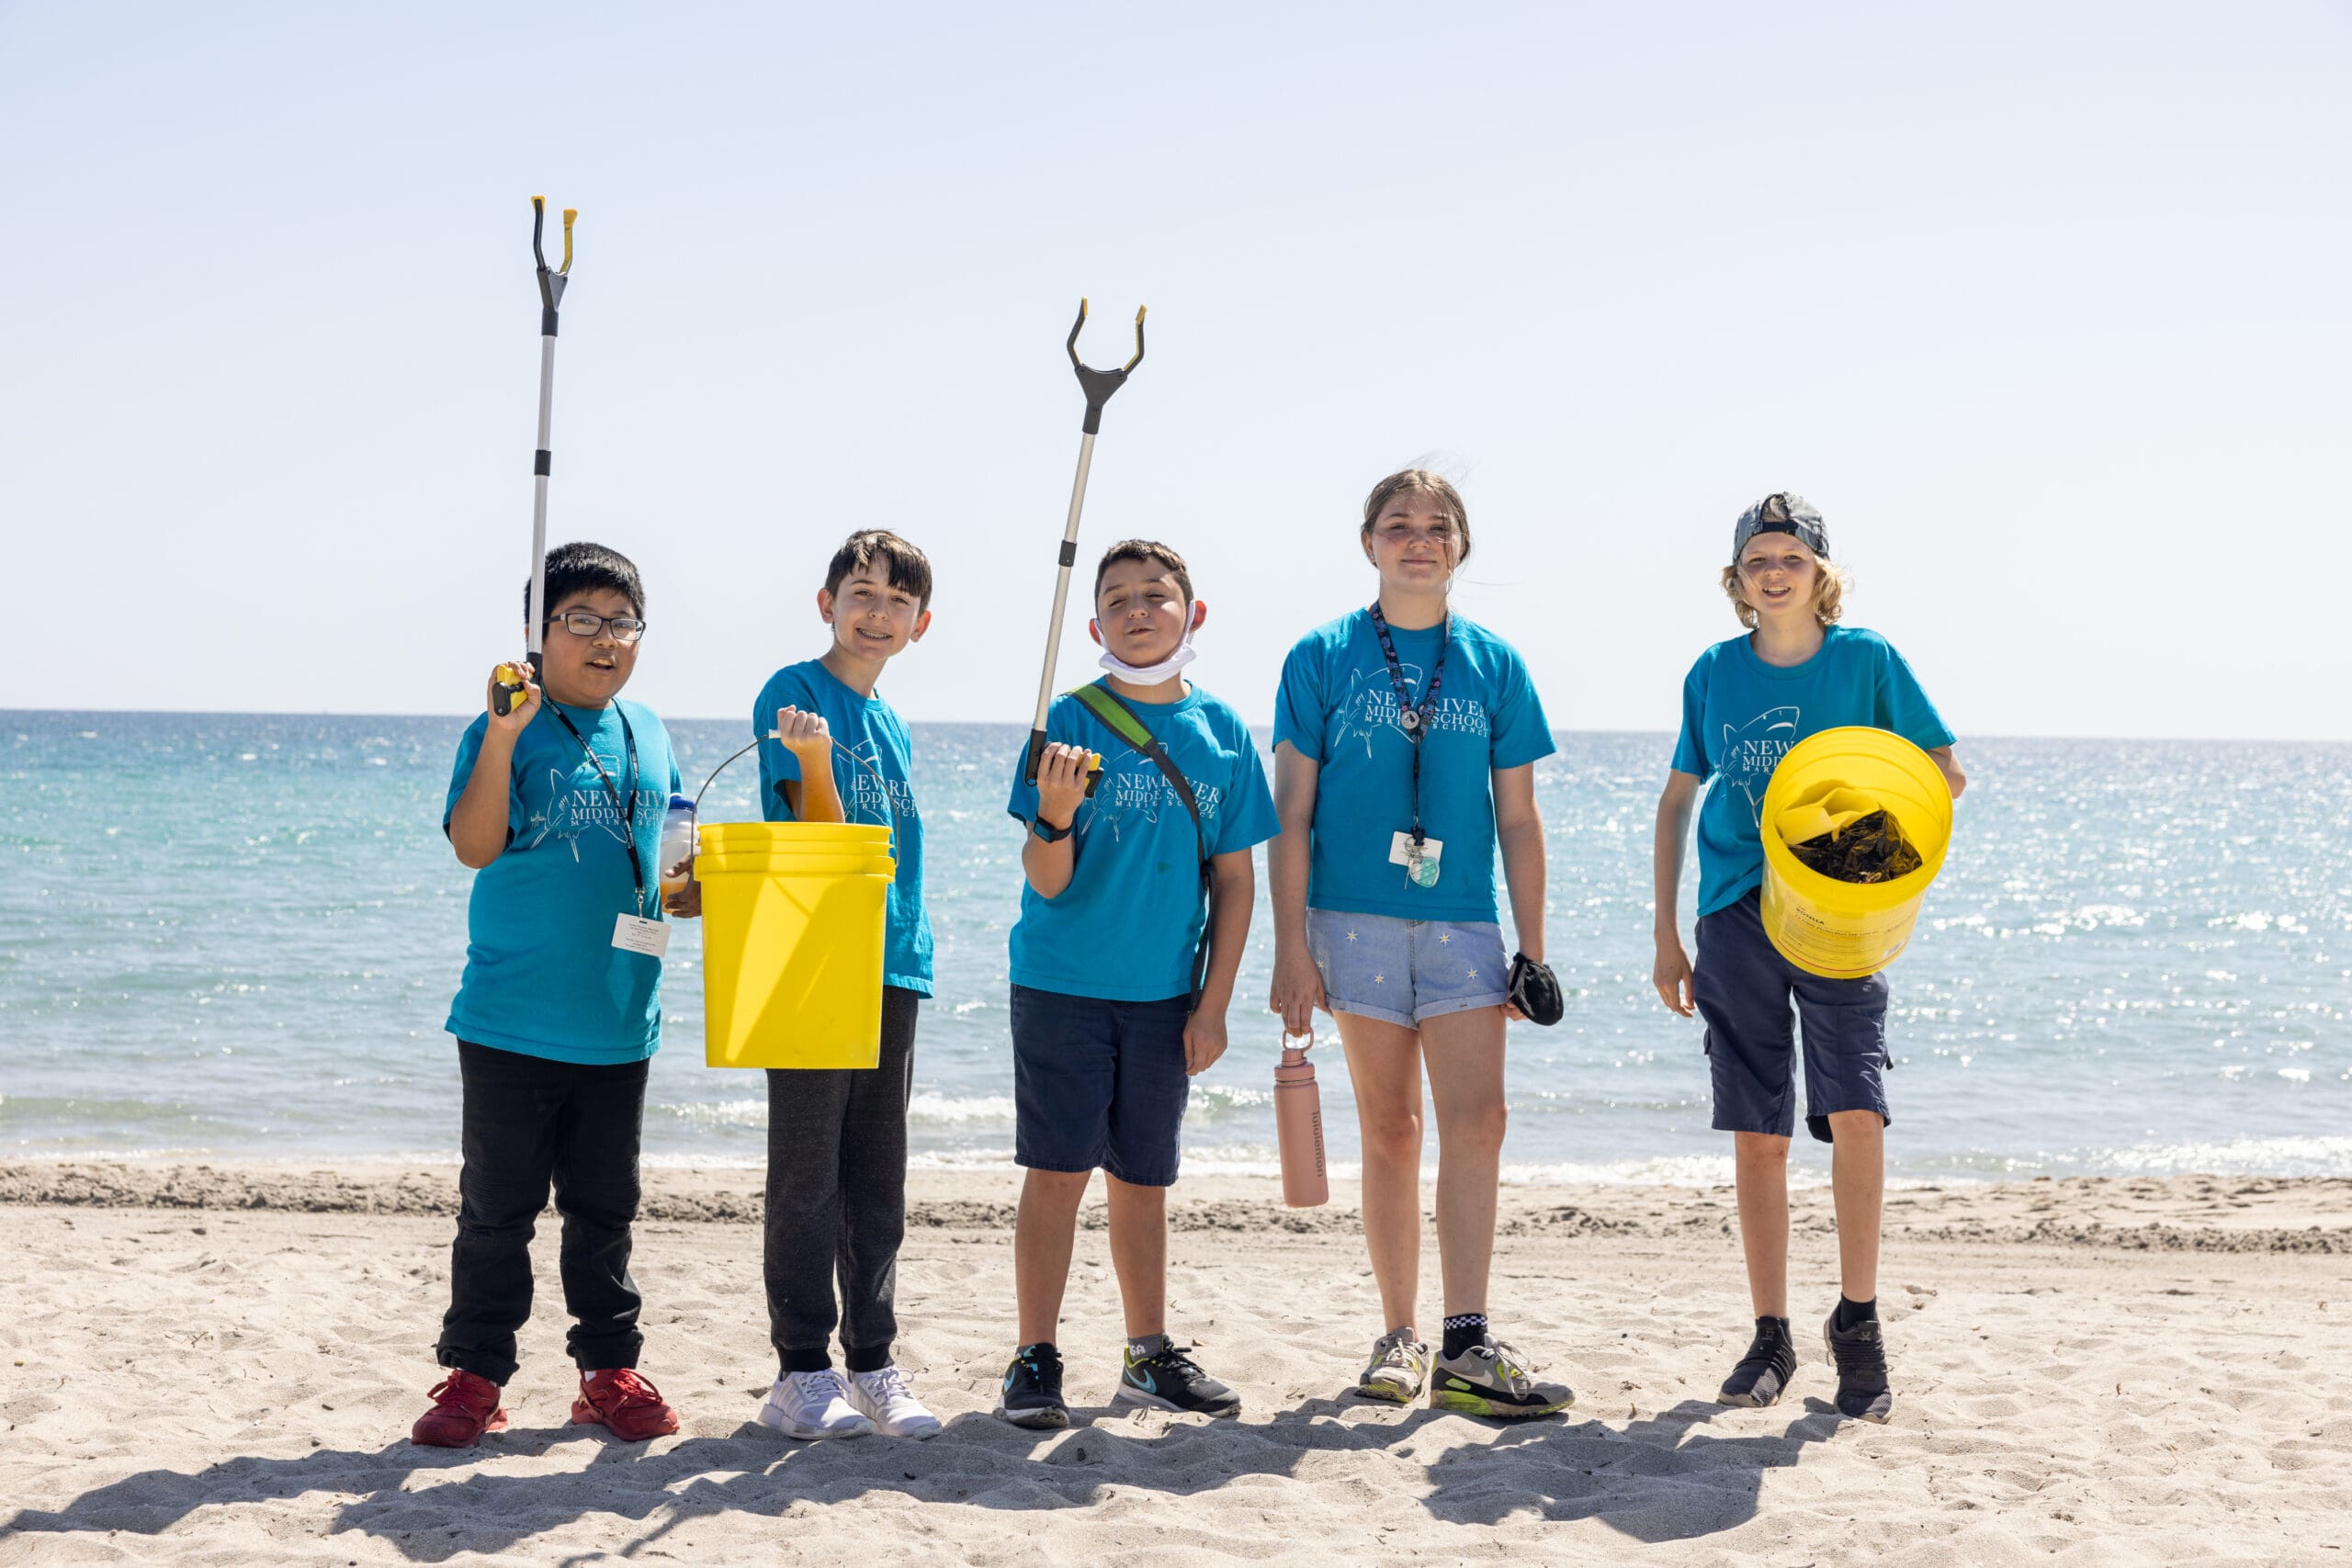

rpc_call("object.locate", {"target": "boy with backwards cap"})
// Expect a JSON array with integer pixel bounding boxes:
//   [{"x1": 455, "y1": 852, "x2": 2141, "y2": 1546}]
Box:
[{"x1": 1651, "y1": 494, "x2": 1965, "y2": 1423}]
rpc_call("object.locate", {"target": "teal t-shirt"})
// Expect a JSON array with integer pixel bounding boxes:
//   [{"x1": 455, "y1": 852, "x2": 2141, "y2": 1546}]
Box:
[
  {"x1": 752, "y1": 658, "x2": 933, "y2": 996},
  {"x1": 444, "y1": 698, "x2": 684, "y2": 1065},
  {"x1": 1272, "y1": 609, "x2": 1555, "y2": 924},
  {"x1": 1005, "y1": 680, "x2": 1280, "y2": 1003},
  {"x1": 1670, "y1": 624, "x2": 1956, "y2": 919}
]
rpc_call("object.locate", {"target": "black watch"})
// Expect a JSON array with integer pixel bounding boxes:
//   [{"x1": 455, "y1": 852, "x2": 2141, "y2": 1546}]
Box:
[{"x1": 1031, "y1": 816, "x2": 1072, "y2": 843}]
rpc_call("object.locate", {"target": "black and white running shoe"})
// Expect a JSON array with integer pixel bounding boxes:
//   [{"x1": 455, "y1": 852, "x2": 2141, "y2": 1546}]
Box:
[
  {"x1": 1113, "y1": 1341, "x2": 1241, "y2": 1418},
  {"x1": 1717, "y1": 1316, "x2": 1797, "y2": 1407},
  {"x1": 994, "y1": 1344, "x2": 1069, "y2": 1429},
  {"x1": 1821, "y1": 1311, "x2": 1894, "y2": 1423}
]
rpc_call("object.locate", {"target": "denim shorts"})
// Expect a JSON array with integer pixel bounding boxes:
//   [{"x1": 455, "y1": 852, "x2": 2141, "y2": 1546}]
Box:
[
  {"x1": 1693, "y1": 889, "x2": 1892, "y2": 1144},
  {"x1": 1306, "y1": 908, "x2": 1510, "y2": 1028},
  {"x1": 1009, "y1": 984, "x2": 1192, "y2": 1188}
]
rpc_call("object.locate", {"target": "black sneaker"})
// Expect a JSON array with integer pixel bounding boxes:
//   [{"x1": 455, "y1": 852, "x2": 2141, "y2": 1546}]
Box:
[
  {"x1": 1112, "y1": 1340, "x2": 1241, "y2": 1417},
  {"x1": 994, "y1": 1344, "x2": 1069, "y2": 1429},
  {"x1": 1821, "y1": 1310, "x2": 1894, "y2": 1423},
  {"x1": 1716, "y1": 1316, "x2": 1797, "y2": 1407}
]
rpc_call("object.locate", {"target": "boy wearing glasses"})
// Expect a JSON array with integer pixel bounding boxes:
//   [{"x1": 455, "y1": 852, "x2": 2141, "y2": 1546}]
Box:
[
  {"x1": 412, "y1": 541, "x2": 694, "y2": 1450},
  {"x1": 747, "y1": 530, "x2": 943, "y2": 1441}
]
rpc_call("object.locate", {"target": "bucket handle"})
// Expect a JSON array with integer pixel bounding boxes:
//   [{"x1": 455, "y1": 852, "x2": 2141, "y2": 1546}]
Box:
[{"x1": 694, "y1": 732, "x2": 899, "y2": 863}]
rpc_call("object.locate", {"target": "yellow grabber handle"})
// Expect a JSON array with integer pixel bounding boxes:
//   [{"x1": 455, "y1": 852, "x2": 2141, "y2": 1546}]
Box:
[{"x1": 1067, "y1": 297, "x2": 1147, "y2": 434}]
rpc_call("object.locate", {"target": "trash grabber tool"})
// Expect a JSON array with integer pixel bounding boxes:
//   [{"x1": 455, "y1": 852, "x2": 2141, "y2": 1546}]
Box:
[
  {"x1": 494, "y1": 196, "x2": 577, "y2": 716},
  {"x1": 1023, "y1": 297, "x2": 1146, "y2": 784}
]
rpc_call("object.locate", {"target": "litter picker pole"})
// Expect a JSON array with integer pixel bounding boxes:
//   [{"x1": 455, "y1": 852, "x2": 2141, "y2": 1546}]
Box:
[
  {"x1": 1023, "y1": 298, "x2": 1146, "y2": 783},
  {"x1": 493, "y1": 196, "x2": 576, "y2": 716}
]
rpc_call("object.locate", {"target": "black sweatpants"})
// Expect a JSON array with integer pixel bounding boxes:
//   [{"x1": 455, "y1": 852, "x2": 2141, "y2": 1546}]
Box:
[
  {"x1": 763, "y1": 986, "x2": 920, "y2": 1374},
  {"x1": 435, "y1": 1041, "x2": 650, "y2": 1385}
]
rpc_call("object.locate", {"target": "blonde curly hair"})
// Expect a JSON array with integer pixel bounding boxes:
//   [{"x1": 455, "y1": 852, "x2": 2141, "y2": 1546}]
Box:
[{"x1": 1720, "y1": 550, "x2": 1849, "y2": 628}]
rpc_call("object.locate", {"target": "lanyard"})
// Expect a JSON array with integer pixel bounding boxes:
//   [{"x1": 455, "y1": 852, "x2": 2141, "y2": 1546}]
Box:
[
  {"x1": 545, "y1": 702, "x2": 649, "y2": 917},
  {"x1": 1369, "y1": 602, "x2": 1450, "y2": 845}
]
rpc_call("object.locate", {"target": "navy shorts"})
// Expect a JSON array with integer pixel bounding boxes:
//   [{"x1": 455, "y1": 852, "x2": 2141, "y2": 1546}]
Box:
[
  {"x1": 1010, "y1": 984, "x2": 1192, "y2": 1188},
  {"x1": 1693, "y1": 889, "x2": 1891, "y2": 1145}
]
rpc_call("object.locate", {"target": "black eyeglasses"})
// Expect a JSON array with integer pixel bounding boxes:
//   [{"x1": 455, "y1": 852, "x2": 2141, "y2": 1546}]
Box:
[{"x1": 545, "y1": 611, "x2": 647, "y2": 643}]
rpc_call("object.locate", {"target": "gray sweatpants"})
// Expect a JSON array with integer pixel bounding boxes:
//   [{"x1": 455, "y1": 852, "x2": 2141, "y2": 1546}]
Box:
[{"x1": 763, "y1": 986, "x2": 919, "y2": 1374}]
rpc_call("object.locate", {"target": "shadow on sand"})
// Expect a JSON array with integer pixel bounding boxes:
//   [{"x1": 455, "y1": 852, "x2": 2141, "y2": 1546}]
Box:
[{"x1": 3, "y1": 1390, "x2": 1846, "y2": 1561}]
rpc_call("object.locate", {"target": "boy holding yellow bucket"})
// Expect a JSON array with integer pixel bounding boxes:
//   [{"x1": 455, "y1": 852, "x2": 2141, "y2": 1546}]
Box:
[
  {"x1": 1650, "y1": 494, "x2": 1966, "y2": 1424},
  {"x1": 994, "y1": 541, "x2": 1278, "y2": 1429},
  {"x1": 746, "y1": 530, "x2": 943, "y2": 1442}
]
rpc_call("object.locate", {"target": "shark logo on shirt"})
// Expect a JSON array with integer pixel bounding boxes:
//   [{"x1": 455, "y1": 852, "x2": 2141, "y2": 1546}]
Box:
[
  {"x1": 831, "y1": 739, "x2": 919, "y2": 830},
  {"x1": 1719, "y1": 706, "x2": 1801, "y2": 825},
  {"x1": 1076, "y1": 755, "x2": 1225, "y2": 845},
  {"x1": 1333, "y1": 664, "x2": 1489, "y2": 758},
  {"x1": 525, "y1": 764, "x2": 655, "y2": 860}
]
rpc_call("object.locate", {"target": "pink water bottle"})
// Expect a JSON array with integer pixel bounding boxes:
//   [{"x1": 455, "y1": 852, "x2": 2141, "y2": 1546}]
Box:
[{"x1": 1274, "y1": 1030, "x2": 1329, "y2": 1209}]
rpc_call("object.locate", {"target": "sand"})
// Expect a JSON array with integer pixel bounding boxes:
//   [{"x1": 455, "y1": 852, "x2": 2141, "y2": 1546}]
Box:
[{"x1": 2, "y1": 1163, "x2": 2347, "y2": 1566}]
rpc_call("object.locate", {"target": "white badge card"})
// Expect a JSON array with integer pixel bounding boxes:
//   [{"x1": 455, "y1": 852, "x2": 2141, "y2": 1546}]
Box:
[
  {"x1": 1388, "y1": 830, "x2": 1443, "y2": 888},
  {"x1": 613, "y1": 913, "x2": 673, "y2": 958}
]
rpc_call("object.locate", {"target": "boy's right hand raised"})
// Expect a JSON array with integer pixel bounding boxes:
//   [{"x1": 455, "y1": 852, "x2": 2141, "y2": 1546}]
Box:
[
  {"x1": 1033, "y1": 742, "x2": 1092, "y2": 830},
  {"x1": 485, "y1": 660, "x2": 539, "y2": 735}
]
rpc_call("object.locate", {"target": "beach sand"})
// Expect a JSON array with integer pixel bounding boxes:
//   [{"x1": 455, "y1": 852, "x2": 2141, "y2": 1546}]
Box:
[{"x1": 2, "y1": 1164, "x2": 2346, "y2": 1565}]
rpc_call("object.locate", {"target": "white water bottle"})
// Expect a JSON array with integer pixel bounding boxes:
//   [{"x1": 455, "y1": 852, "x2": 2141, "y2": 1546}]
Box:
[{"x1": 659, "y1": 795, "x2": 696, "y2": 896}]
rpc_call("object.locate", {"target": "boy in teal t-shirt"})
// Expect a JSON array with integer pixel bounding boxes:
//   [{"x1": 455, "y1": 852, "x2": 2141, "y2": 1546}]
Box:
[
  {"x1": 992, "y1": 541, "x2": 1279, "y2": 1430},
  {"x1": 414, "y1": 542, "x2": 694, "y2": 1450},
  {"x1": 1652, "y1": 494, "x2": 1966, "y2": 1426},
  {"x1": 744, "y1": 530, "x2": 944, "y2": 1443}
]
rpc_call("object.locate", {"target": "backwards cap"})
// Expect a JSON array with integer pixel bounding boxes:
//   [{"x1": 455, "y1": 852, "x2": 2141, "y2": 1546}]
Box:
[{"x1": 1732, "y1": 492, "x2": 1830, "y2": 562}]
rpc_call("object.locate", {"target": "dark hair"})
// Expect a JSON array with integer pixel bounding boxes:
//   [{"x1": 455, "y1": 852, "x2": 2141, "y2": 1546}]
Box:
[
  {"x1": 1094, "y1": 539, "x2": 1193, "y2": 604},
  {"x1": 1359, "y1": 468, "x2": 1473, "y2": 567},
  {"x1": 824, "y1": 530, "x2": 933, "y2": 610},
  {"x1": 526, "y1": 541, "x2": 645, "y2": 624}
]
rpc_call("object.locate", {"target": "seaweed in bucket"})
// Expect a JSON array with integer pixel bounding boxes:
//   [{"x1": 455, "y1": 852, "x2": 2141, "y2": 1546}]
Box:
[{"x1": 1788, "y1": 807, "x2": 1923, "y2": 883}]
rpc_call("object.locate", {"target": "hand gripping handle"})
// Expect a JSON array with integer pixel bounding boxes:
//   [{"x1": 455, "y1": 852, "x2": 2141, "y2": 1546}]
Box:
[{"x1": 1067, "y1": 297, "x2": 1147, "y2": 434}]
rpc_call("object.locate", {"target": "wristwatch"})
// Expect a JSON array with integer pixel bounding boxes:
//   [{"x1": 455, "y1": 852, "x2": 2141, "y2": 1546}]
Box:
[{"x1": 1031, "y1": 816, "x2": 1072, "y2": 843}]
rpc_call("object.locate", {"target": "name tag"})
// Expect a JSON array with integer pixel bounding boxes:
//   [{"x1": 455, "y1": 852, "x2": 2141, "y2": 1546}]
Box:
[
  {"x1": 613, "y1": 913, "x2": 672, "y2": 958},
  {"x1": 1388, "y1": 831, "x2": 1443, "y2": 888}
]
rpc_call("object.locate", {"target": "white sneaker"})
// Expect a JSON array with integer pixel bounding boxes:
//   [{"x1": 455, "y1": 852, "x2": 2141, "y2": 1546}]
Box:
[
  {"x1": 756, "y1": 1371, "x2": 876, "y2": 1439},
  {"x1": 848, "y1": 1364, "x2": 944, "y2": 1439}
]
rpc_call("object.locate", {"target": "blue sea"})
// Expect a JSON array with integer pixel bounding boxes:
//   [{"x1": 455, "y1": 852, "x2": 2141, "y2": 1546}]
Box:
[{"x1": 4, "y1": 712, "x2": 2346, "y2": 1185}]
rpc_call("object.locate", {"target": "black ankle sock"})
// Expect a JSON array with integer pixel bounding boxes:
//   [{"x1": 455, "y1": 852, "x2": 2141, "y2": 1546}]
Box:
[
  {"x1": 1016, "y1": 1341, "x2": 1057, "y2": 1360},
  {"x1": 843, "y1": 1342, "x2": 891, "y2": 1375},
  {"x1": 780, "y1": 1347, "x2": 832, "y2": 1375},
  {"x1": 1442, "y1": 1314, "x2": 1488, "y2": 1359},
  {"x1": 1756, "y1": 1314, "x2": 1792, "y2": 1340},
  {"x1": 1835, "y1": 1296, "x2": 1877, "y2": 1331}
]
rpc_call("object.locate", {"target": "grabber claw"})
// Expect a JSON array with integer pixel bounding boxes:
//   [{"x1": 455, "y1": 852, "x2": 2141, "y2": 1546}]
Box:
[
  {"x1": 1067, "y1": 298, "x2": 1147, "y2": 434},
  {"x1": 530, "y1": 196, "x2": 577, "y2": 323}
]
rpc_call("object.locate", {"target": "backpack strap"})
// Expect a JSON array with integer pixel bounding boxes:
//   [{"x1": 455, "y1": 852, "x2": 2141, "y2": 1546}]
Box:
[{"x1": 1069, "y1": 682, "x2": 1215, "y2": 1012}]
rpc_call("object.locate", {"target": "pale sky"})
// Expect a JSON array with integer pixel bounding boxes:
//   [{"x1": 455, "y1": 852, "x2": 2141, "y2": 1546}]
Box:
[{"x1": 4, "y1": 2, "x2": 2346, "y2": 739}]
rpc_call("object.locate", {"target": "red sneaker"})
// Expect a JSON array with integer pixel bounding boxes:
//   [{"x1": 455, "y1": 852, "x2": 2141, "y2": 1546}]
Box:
[
  {"x1": 571, "y1": 1368, "x2": 681, "y2": 1441},
  {"x1": 411, "y1": 1369, "x2": 510, "y2": 1448}
]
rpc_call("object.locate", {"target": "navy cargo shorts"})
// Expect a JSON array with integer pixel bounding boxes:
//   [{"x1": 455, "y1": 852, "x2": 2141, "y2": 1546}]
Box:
[{"x1": 1693, "y1": 888, "x2": 1892, "y2": 1145}]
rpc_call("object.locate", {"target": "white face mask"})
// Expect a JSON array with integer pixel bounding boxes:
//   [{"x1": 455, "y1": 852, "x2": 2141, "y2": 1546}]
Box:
[{"x1": 1095, "y1": 605, "x2": 1201, "y2": 683}]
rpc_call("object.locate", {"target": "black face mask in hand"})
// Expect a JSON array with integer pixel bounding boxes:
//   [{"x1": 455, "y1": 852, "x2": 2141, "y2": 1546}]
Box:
[{"x1": 1506, "y1": 952, "x2": 1564, "y2": 1027}]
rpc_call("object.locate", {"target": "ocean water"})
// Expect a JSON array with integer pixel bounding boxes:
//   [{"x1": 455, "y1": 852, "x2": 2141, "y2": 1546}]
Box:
[{"x1": 3, "y1": 712, "x2": 2346, "y2": 1186}]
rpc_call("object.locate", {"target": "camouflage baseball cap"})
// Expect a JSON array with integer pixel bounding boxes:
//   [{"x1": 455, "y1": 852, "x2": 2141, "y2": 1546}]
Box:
[{"x1": 1732, "y1": 492, "x2": 1829, "y2": 561}]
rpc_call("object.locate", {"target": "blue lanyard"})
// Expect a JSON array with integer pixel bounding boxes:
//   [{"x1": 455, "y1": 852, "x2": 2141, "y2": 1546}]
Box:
[{"x1": 1369, "y1": 603, "x2": 1450, "y2": 844}]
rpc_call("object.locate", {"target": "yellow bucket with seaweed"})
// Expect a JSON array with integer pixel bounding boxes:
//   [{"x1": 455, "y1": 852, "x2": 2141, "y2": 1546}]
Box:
[
  {"x1": 1757, "y1": 728, "x2": 1952, "y2": 980},
  {"x1": 695, "y1": 820, "x2": 895, "y2": 1068}
]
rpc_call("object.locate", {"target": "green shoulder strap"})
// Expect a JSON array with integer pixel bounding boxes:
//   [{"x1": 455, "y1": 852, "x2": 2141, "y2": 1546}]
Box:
[{"x1": 1069, "y1": 682, "x2": 1215, "y2": 1011}]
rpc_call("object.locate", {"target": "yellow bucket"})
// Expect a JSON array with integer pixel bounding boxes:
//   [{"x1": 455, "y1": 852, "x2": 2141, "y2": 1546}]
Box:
[
  {"x1": 696, "y1": 820, "x2": 896, "y2": 1069},
  {"x1": 1757, "y1": 727, "x2": 1952, "y2": 980}
]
